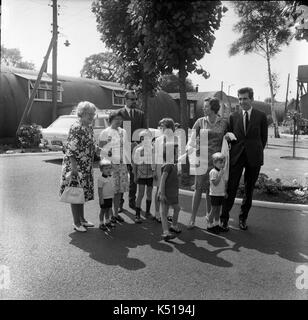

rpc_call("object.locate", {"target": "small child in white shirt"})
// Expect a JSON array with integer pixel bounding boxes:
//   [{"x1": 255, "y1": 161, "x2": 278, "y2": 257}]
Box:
[
  {"x1": 207, "y1": 152, "x2": 227, "y2": 234},
  {"x1": 97, "y1": 159, "x2": 115, "y2": 231}
]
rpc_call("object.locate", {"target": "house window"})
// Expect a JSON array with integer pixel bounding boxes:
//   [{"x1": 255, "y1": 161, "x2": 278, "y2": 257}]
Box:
[
  {"x1": 112, "y1": 90, "x2": 125, "y2": 106},
  {"x1": 28, "y1": 80, "x2": 63, "y2": 102}
]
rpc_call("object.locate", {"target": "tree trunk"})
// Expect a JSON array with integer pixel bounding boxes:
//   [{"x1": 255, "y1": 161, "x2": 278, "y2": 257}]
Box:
[
  {"x1": 178, "y1": 57, "x2": 189, "y2": 177},
  {"x1": 142, "y1": 71, "x2": 149, "y2": 129},
  {"x1": 265, "y1": 41, "x2": 280, "y2": 138}
]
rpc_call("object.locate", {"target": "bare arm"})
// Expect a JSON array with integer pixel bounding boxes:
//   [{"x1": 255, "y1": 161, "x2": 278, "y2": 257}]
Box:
[{"x1": 98, "y1": 187, "x2": 104, "y2": 205}]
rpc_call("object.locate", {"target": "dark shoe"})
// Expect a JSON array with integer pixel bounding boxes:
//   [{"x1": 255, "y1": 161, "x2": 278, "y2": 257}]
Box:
[
  {"x1": 207, "y1": 226, "x2": 220, "y2": 234},
  {"x1": 167, "y1": 216, "x2": 173, "y2": 222},
  {"x1": 118, "y1": 207, "x2": 123, "y2": 213},
  {"x1": 135, "y1": 216, "x2": 142, "y2": 224},
  {"x1": 220, "y1": 220, "x2": 229, "y2": 232},
  {"x1": 111, "y1": 216, "x2": 117, "y2": 224},
  {"x1": 105, "y1": 222, "x2": 116, "y2": 228},
  {"x1": 169, "y1": 226, "x2": 181, "y2": 234},
  {"x1": 115, "y1": 215, "x2": 124, "y2": 223},
  {"x1": 239, "y1": 220, "x2": 248, "y2": 230},
  {"x1": 162, "y1": 233, "x2": 177, "y2": 241},
  {"x1": 99, "y1": 224, "x2": 108, "y2": 231}
]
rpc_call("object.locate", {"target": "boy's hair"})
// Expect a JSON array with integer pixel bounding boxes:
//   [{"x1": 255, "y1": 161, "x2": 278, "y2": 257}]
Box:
[
  {"x1": 212, "y1": 152, "x2": 225, "y2": 164},
  {"x1": 99, "y1": 158, "x2": 112, "y2": 170},
  {"x1": 160, "y1": 118, "x2": 175, "y2": 132}
]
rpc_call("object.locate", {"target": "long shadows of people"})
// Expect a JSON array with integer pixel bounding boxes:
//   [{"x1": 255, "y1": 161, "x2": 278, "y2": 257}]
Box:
[{"x1": 69, "y1": 208, "x2": 234, "y2": 270}]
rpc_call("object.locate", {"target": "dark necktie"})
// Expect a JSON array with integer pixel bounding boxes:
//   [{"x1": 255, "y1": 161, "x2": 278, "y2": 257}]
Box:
[
  {"x1": 130, "y1": 109, "x2": 134, "y2": 118},
  {"x1": 245, "y1": 111, "x2": 249, "y2": 134}
]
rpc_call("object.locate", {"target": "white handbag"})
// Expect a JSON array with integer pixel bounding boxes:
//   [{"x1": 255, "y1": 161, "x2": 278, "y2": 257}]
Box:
[{"x1": 60, "y1": 176, "x2": 85, "y2": 204}]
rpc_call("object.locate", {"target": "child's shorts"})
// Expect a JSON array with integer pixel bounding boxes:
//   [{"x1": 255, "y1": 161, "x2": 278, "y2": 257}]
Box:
[
  {"x1": 100, "y1": 198, "x2": 113, "y2": 209},
  {"x1": 210, "y1": 195, "x2": 224, "y2": 206},
  {"x1": 137, "y1": 178, "x2": 153, "y2": 187}
]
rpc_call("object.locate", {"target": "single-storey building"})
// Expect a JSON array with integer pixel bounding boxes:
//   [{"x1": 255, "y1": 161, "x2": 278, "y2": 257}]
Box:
[{"x1": 0, "y1": 65, "x2": 179, "y2": 139}]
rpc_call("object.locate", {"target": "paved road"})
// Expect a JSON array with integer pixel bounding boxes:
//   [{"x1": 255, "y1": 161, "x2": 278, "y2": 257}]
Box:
[{"x1": 0, "y1": 154, "x2": 307, "y2": 299}]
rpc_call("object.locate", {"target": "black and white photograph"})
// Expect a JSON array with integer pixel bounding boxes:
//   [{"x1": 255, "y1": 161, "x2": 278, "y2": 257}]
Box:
[{"x1": 0, "y1": 0, "x2": 308, "y2": 304}]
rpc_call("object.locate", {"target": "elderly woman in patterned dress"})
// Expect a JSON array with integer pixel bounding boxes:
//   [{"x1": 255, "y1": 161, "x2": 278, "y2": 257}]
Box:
[
  {"x1": 60, "y1": 101, "x2": 96, "y2": 232},
  {"x1": 99, "y1": 110, "x2": 130, "y2": 223},
  {"x1": 186, "y1": 98, "x2": 228, "y2": 229}
]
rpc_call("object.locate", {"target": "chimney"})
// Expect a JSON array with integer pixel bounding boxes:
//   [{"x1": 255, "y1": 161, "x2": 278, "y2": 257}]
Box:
[{"x1": 195, "y1": 84, "x2": 199, "y2": 92}]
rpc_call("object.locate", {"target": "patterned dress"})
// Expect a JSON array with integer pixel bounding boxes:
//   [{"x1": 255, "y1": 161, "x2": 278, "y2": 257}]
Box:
[{"x1": 59, "y1": 120, "x2": 95, "y2": 202}]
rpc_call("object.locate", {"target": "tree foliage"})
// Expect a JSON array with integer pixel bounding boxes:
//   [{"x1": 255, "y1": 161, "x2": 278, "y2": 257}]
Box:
[
  {"x1": 230, "y1": 1, "x2": 292, "y2": 137},
  {"x1": 283, "y1": 1, "x2": 308, "y2": 41},
  {"x1": 92, "y1": 0, "x2": 226, "y2": 130},
  {"x1": 80, "y1": 52, "x2": 124, "y2": 82},
  {"x1": 1, "y1": 45, "x2": 35, "y2": 70},
  {"x1": 159, "y1": 73, "x2": 196, "y2": 93}
]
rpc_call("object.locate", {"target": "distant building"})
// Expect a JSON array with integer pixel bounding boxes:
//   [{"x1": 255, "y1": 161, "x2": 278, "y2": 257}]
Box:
[{"x1": 0, "y1": 66, "x2": 179, "y2": 139}]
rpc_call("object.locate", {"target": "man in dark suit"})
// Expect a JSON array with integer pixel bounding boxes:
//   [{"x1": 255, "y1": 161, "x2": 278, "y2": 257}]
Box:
[
  {"x1": 118, "y1": 91, "x2": 146, "y2": 210},
  {"x1": 221, "y1": 87, "x2": 268, "y2": 231}
]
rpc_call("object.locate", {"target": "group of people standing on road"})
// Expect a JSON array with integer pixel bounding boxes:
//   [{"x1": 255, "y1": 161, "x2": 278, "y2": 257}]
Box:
[{"x1": 59, "y1": 87, "x2": 268, "y2": 241}]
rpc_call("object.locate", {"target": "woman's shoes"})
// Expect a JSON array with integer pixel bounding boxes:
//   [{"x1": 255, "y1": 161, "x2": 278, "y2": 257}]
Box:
[
  {"x1": 73, "y1": 225, "x2": 87, "y2": 232},
  {"x1": 187, "y1": 220, "x2": 195, "y2": 230},
  {"x1": 81, "y1": 221, "x2": 94, "y2": 228}
]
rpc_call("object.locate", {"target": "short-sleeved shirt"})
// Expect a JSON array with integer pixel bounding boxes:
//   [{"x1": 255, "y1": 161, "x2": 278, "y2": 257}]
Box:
[
  {"x1": 161, "y1": 164, "x2": 179, "y2": 203},
  {"x1": 209, "y1": 168, "x2": 226, "y2": 196},
  {"x1": 97, "y1": 175, "x2": 115, "y2": 199}
]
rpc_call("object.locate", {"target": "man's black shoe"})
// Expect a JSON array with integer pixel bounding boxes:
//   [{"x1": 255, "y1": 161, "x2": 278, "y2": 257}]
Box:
[
  {"x1": 220, "y1": 220, "x2": 229, "y2": 232},
  {"x1": 239, "y1": 220, "x2": 248, "y2": 230}
]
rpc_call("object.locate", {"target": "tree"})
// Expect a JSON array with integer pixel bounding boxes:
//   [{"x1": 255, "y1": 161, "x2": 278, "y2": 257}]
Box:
[
  {"x1": 230, "y1": 1, "x2": 292, "y2": 138},
  {"x1": 129, "y1": 0, "x2": 226, "y2": 130},
  {"x1": 80, "y1": 52, "x2": 124, "y2": 82},
  {"x1": 92, "y1": 0, "x2": 161, "y2": 127},
  {"x1": 159, "y1": 73, "x2": 196, "y2": 93},
  {"x1": 283, "y1": 1, "x2": 308, "y2": 41},
  {"x1": 1, "y1": 45, "x2": 35, "y2": 70}
]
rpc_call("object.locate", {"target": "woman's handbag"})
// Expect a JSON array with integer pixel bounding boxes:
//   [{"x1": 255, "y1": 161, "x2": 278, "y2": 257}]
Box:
[{"x1": 60, "y1": 176, "x2": 85, "y2": 204}]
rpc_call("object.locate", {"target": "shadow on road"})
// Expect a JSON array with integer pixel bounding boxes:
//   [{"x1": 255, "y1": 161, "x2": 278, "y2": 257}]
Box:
[{"x1": 68, "y1": 208, "x2": 236, "y2": 270}]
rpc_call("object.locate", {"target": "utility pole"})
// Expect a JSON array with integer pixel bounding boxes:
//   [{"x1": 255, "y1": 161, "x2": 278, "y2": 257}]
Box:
[
  {"x1": 284, "y1": 73, "x2": 290, "y2": 114},
  {"x1": 52, "y1": 0, "x2": 58, "y2": 122}
]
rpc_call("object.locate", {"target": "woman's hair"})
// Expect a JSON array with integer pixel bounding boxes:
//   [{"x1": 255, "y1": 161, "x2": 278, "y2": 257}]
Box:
[
  {"x1": 204, "y1": 97, "x2": 220, "y2": 114},
  {"x1": 238, "y1": 87, "x2": 254, "y2": 100},
  {"x1": 160, "y1": 118, "x2": 175, "y2": 132},
  {"x1": 212, "y1": 152, "x2": 225, "y2": 164},
  {"x1": 108, "y1": 110, "x2": 123, "y2": 124},
  {"x1": 76, "y1": 101, "x2": 96, "y2": 118}
]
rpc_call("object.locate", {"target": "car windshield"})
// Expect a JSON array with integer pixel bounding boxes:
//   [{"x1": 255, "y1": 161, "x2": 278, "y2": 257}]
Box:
[{"x1": 49, "y1": 117, "x2": 77, "y2": 129}]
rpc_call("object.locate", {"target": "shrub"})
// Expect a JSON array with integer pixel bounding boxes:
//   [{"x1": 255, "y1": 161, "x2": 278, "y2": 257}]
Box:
[{"x1": 17, "y1": 124, "x2": 42, "y2": 148}]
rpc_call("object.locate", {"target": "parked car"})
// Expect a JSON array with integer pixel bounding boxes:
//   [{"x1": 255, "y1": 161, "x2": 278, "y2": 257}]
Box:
[{"x1": 40, "y1": 112, "x2": 110, "y2": 156}]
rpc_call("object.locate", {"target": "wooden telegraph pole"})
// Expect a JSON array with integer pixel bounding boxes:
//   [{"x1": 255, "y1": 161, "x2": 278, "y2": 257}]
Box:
[
  {"x1": 51, "y1": 0, "x2": 58, "y2": 122},
  {"x1": 284, "y1": 73, "x2": 290, "y2": 114}
]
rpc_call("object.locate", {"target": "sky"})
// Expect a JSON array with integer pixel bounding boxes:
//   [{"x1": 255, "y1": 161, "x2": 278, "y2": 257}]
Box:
[{"x1": 1, "y1": 0, "x2": 308, "y2": 101}]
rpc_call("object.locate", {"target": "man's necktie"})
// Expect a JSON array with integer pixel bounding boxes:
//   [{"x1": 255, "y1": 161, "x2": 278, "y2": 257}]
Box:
[
  {"x1": 245, "y1": 111, "x2": 249, "y2": 134},
  {"x1": 130, "y1": 109, "x2": 134, "y2": 118}
]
